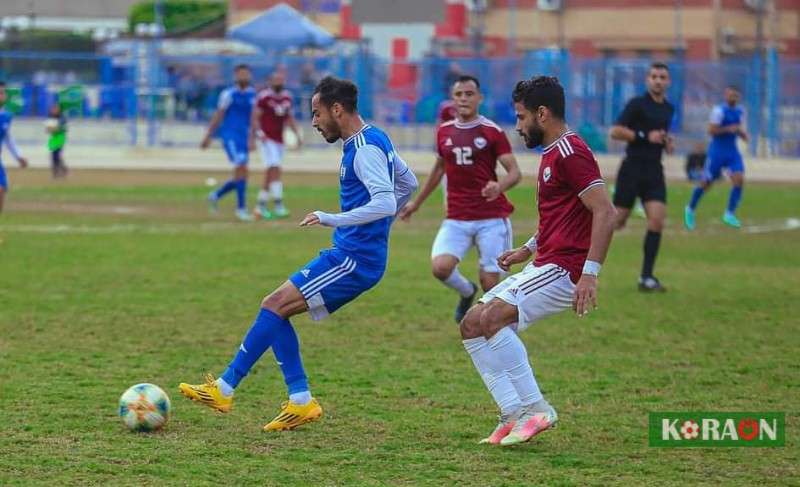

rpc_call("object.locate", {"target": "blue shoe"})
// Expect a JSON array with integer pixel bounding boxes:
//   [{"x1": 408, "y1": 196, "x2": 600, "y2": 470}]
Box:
[
  {"x1": 684, "y1": 206, "x2": 696, "y2": 231},
  {"x1": 722, "y1": 212, "x2": 741, "y2": 228}
]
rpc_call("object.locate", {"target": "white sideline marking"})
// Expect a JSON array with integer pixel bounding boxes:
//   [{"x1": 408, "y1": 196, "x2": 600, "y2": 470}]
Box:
[
  {"x1": 742, "y1": 218, "x2": 800, "y2": 234},
  {"x1": 0, "y1": 223, "x2": 242, "y2": 234}
]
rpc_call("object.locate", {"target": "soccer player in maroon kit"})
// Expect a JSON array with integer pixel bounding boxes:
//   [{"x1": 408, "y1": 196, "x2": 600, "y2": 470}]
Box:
[
  {"x1": 399, "y1": 75, "x2": 521, "y2": 323},
  {"x1": 250, "y1": 70, "x2": 302, "y2": 219},
  {"x1": 459, "y1": 76, "x2": 616, "y2": 446}
]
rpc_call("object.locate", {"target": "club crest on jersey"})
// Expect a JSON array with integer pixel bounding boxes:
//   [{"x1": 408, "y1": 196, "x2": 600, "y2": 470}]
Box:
[
  {"x1": 444, "y1": 137, "x2": 453, "y2": 146},
  {"x1": 474, "y1": 137, "x2": 487, "y2": 149},
  {"x1": 543, "y1": 166, "x2": 552, "y2": 182}
]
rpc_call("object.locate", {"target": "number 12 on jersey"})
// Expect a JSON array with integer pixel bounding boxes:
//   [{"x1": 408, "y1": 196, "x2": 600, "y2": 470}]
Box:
[{"x1": 452, "y1": 146, "x2": 473, "y2": 165}]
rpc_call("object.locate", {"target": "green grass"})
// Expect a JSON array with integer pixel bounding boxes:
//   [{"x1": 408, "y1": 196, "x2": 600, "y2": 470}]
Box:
[{"x1": 1, "y1": 171, "x2": 798, "y2": 486}]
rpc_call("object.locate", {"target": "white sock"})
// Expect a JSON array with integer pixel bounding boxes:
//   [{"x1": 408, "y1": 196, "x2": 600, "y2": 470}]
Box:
[
  {"x1": 488, "y1": 327, "x2": 543, "y2": 406},
  {"x1": 289, "y1": 390, "x2": 311, "y2": 405},
  {"x1": 442, "y1": 268, "x2": 474, "y2": 298},
  {"x1": 269, "y1": 181, "x2": 283, "y2": 202},
  {"x1": 257, "y1": 189, "x2": 270, "y2": 206},
  {"x1": 216, "y1": 378, "x2": 234, "y2": 397},
  {"x1": 463, "y1": 337, "x2": 521, "y2": 415}
]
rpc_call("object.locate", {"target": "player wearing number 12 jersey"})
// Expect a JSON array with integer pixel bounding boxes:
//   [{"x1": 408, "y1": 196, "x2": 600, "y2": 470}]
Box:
[{"x1": 399, "y1": 75, "x2": 521, "y2": 323}]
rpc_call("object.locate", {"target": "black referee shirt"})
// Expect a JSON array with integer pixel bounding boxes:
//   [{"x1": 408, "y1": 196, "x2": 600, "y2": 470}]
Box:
[{"x1": 615, "y1": 92, "x2": 675, "y2": 163}]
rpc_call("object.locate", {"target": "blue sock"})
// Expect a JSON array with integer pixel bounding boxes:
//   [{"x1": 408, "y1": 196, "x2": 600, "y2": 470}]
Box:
[
  {"x1": 727, "y1": 186, "x2": 742, "y2": 214},
  {"x1": 235, "y1": 179, "x2": 246, "y2": 210},
  {"x1": 214, "y1": 179, "x2": 237, "y2": 200},
  {"x1": 271, "y1": 320, "x2": 310, "y2": 398},
  {"x1": 221, "y1": 308, "x2": 284, "y2": 389},
  {"x1": 688, "y1": 186, "x2": 705, "y2": 210}
]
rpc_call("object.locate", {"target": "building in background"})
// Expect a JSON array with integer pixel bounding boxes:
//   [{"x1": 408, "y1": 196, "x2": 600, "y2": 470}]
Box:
[{"x1": 230, "y1": 0, "x2": 799, "y2": 60}]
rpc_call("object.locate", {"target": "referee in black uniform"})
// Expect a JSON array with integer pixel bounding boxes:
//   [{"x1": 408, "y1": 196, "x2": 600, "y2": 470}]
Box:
[{"x1": 610, "y1": 62, "x2": 675, "y2": 292}]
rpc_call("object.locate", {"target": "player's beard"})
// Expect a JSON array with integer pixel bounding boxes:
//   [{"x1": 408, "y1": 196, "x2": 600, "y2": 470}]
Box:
[
  {"x1": 272, "y1": 84, "x2": 284, "y2": 92},
  {"x1": 319, "y1": 121, "x2": 340, "y2": 143},
  {"x1": 524, "y1": 123, "x2": 545, "y2": 148}
]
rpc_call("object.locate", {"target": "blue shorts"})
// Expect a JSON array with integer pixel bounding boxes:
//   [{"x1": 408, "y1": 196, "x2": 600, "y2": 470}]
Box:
[
  {"x1": 0, "y1": 163, "x2": 6, "y2": 189},
  {"x1": 222, "y1": 137, "x2": 248, "y2": 165},
  {"x1": 289, "y1": 248, "x2": 385, "y2": 321},
  {"x1": 704, "y1": 151, "x2": 744, "y2": 182}
]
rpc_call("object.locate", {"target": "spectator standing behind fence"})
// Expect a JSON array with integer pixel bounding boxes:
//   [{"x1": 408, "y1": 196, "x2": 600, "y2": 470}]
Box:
[{"x1": 45, "y1": 104, "x2": 68, "y2": 179}]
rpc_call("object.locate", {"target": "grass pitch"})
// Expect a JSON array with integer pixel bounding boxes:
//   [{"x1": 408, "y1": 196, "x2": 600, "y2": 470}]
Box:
[{"x1": 0, "y1": 169, "x2": 798, "y2": 486}]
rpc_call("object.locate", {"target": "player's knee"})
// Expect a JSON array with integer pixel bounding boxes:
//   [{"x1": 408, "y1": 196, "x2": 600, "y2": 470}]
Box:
[
  {"x1": 648, "y1": 216, "x2": 665, "y2": 232},
  {"x1": 479, "y1": 303, "x2": 506, "y2": 338},
  {"x1": 260, "y1": 289, "x2": 288, "y2": 314},
  {"x1": 431, "y1": 261, "x2": 455, "y2": 281},
  {"x1": 459, "y1": 305, "x2": 483, "y2": 339}
]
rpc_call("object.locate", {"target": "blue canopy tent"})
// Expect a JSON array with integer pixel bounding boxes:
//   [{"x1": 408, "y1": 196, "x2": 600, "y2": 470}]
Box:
[{"x1": 227, "y1": 3, "x2": 335, "y2": 51}]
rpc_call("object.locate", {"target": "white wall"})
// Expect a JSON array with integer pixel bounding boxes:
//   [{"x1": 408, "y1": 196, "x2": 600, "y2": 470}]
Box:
[{"x1": 360, "y1": 23, "x2": 435, "y2": 61}]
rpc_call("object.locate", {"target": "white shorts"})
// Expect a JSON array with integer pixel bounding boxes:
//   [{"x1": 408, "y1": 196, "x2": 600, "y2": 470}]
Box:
[
  {"x1": 257, "y1": 138, "x2": 285, "y2": 168},
  {"x1": 431, "y1": 217, "x2": 513, "y2": 274},
  {"x1": 479, "y1": 263, "x2": 575, "y2": 332}
]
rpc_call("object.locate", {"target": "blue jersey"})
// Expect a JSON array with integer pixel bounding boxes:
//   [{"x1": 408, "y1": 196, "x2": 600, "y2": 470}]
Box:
[
  {"x1": 334, "y1": 124, "x2": 397, "y2": 268},
  {"x1": 217, "y1": 85, "x2": 255, "y2": 142},
  {"x1": 709, "y1": 103, "x2": 744, "y2": 155}
]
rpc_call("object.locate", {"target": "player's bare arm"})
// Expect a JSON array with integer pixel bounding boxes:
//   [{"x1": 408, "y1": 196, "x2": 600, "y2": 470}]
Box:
[
  {"x1": 249, "y1": 104, "x2": 262, "y2": 150},
  {"x1": 201, "y1": 109, "x2": 225, "y2": 149},
  {"x1": 399, "y1": 156, "x2": 445, "y2": 221},
  {"x1": 287, "y1": 111, "x2": 303, "y2": 148},
  {"x1": 574, "y1": 185, "x2": 616, "y2": 317},
  {"x1": 482, "y1": 153, "x2": 521, "y2": 201}
]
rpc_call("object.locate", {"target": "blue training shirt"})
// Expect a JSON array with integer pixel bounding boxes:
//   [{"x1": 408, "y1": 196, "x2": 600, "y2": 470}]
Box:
[
  {"x1": 709, "y1": 103, "x2": 744, "y2": 155},
  {"x1": 334, "y1": 124, "x2": 397, "y2": 268},
  {"x1": 217, "y1": 85, "x2": 255, "y2": 142}
]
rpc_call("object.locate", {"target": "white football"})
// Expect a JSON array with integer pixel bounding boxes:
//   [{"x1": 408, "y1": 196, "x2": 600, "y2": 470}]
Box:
[{"x1": 118, "y1": 383, "x2": 171, "y2": 432}]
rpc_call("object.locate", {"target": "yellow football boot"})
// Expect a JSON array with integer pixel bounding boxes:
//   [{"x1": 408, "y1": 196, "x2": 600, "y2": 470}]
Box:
[
  {"x1": 178, "y1": 373, "x2": 233, "y2": 413},
  {"x1": 263, "y1": 398, "x2": 323, "y2": 431}
]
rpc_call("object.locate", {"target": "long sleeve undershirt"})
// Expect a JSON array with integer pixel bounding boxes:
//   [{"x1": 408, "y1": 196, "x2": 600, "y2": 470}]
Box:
[{"x1": 314, "y1": 144, "x2": 418, "y2": 227}]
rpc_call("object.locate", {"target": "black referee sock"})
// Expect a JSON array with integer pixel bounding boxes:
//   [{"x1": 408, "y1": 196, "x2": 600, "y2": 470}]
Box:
[{"x1": 641, "y1": 230, "x2": 661, "y2": 278}]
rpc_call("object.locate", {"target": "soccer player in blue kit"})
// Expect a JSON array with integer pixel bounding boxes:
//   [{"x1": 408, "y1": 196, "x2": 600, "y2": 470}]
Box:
[
  {"x1": 685, "y1": 86, "x2": 748, "y2": 230},
  {"x1": 0, "y1": 81, "x2": 29, "y2": 214},
  {"x1": 180, "y1": 77, "x2": 418, "y2": 431},
  {"x1": 202, "y1": 64, "x2": 256, "y2": 221}
]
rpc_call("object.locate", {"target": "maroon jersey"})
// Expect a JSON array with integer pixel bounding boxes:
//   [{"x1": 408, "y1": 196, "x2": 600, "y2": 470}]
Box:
[
  {"x1": 436, "y1": 116, "x2": 514, "y2": 221},
  {"x1": 533, "y1": 131, "x2": 605, "y2": 283},
  {"x1": 256, "y1": 88, "x2": 293, "y2": 143},
  {"x1": 437, "y1": 100, "x2": 457, "y2": 124}
]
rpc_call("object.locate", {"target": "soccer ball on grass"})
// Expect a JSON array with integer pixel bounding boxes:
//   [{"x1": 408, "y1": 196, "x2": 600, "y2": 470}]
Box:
[{"x1": 118, "y1": 383, "x2": 171, "y2": 432}]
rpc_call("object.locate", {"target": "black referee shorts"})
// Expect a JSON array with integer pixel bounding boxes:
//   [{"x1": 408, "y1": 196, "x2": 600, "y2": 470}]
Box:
[{"x1": 613, "y1": 158, "x2": 667, "y2": 209}]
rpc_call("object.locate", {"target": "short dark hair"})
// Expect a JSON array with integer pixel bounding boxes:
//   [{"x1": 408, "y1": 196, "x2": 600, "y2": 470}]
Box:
[
  {"x1": 0, "y1": 81, "x2": 5, "y2": 87},
  {"x1": 234, "y1": 63, "x2": 250, "y2": 72},
  {"x1": 650, "y1": 62, "x2": 669, "y2": 72},
  {"x1": 313, "y1": 76, "x2": 358, "y2": 113},
  {"x1": 453, "y1": 74, "x2": 480, "y2": 90},
  {"x1": 511, "y1": 75, "x2": 565, "y2": 120},
  {"x1": 726, "y1": 84, "x2": 741, "y2": 92}
]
